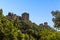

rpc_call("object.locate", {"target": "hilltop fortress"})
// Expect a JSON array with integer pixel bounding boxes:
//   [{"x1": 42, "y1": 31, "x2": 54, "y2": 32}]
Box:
[
  {"x1": 0, "y1": 9, "x2": 29, "y2": 21},
  {"x1": 6, "y1": 12, "x2": 29, "y2": 21},
  {"x1": 0, "y1": 9, "x2": 53, "y2": 30}
]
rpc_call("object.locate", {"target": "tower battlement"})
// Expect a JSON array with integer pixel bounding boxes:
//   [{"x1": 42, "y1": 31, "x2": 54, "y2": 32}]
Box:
[{"x1": 22, "y1": 12, "x2": 29, "y2": 21}]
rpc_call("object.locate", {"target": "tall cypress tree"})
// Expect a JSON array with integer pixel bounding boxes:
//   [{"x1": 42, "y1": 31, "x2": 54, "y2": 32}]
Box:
[{"x1": 0, "y1": 9, "x2": 3, "y2": 17}]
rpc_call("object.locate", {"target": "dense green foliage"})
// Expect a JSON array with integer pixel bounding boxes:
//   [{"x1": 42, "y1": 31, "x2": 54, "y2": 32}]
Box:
[
  {"x1": 0, "y1": 9, "x2": 60, "y2": 40},
  {"x1": 51, "y1": 10, "x2": 60, "y2": 28}
]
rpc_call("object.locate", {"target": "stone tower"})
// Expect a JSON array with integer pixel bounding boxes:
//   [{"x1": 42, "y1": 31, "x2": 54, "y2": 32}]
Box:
[
  {"x1": 0, "y1": 9, "x2": 3, "y2": 17},
  {"x1": 22, "y1": 12, "x2": 29, "y2": 21},
  {"x1": 7, "y1": 12, "x2": 17, "y2": 20}
]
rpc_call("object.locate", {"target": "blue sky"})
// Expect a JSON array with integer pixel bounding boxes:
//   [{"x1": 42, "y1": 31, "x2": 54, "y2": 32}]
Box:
[{"x1": 0, "y1": 0, "x2": 60, "y2": 27}]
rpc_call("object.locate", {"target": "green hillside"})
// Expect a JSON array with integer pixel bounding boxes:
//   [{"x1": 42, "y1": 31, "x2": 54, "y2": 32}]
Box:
[{"x1": 0, "y1": 9, "x2": 60, "y2": 40}]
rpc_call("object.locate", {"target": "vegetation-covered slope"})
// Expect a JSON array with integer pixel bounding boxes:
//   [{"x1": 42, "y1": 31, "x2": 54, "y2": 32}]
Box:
[{"x1": 0, "y1": 9, "x2": 60, "y2": 40}]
